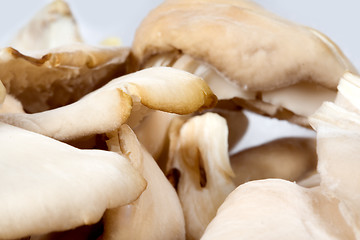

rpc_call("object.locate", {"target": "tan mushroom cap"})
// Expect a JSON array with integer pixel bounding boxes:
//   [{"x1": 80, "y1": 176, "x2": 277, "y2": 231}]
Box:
[
  {"x1": 133, "y1": 0, "x2": 356, "y2": 126},
  {"x1": 201, "y1": 72, "x2": 360, "y2": 239},
  {"x1": 0, "y1": 122, "x2": 146, "y2": 239},
  {"x1": 133, "y1": 0, "x2": 355, "y2": 91},
  {"x1": 103, "y1": 124, "x2": 185, "y2": 240},
  {"x1": 0, "y1": 44, "x2": 130, "y2": 113},
  {"x1": 166, "y1": 112, "x2": 235, "y2": 240},
  {"x1": 0, "y1": 67, "x2": 216, "y2": 141},
  {"x1": 230, "y1": 137, "x2": 317, "y2": 186}
]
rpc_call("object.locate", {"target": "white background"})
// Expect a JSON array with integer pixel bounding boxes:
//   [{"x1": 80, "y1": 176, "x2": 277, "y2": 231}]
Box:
[{"x1": 1, "y1": 0, "x2": 358, "y2": 151}]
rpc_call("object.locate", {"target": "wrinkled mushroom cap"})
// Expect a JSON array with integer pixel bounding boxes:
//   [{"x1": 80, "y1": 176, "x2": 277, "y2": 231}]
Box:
[
  {"x1": 132, "y1": 0, "x2": 356, "y2": 126},
  {"x1": 0, "y1": 122, "x2": 146, "y2": 239},
  {"x1": 133, "y1": 0, "x2": 355, "y2": 91}
]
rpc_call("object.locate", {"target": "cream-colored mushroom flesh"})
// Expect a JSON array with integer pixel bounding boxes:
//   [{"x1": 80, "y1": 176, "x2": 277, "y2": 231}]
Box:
[
  {"x1": 133, "y1": 110, "x2": 178, "y2": 161},
  {"x1": 103, "y1": 125, "x2": 185, "y2": 240},
  {"x1": 133, "y1": 0, "x2": 356, "y2": 126},
  {"x1": 230, "y1": 137, "x2": 317, "y2": 185},
  {"x1": 0, "y1": 122, "x2": 146, "y2": 239},
  {"x1": 166, "y1": 112, "x2": 235, "y2": 240},
  {"x1": 0, "y1": 80, "x2": 5, "y2": 105},
  {"x1": 310, "y1": 72, "x2": 360, "y2": 226},
  {"x1": 201, "y1": 72, "x2": 360, "y2": 239},
  {"x1": 0, "y1": 95, "x2": 25, "y2": 113},
  {"x1": 11, "y1": 0, "x2": 83, "y2": 53},
  {"x1": 0, "y1": 67, "x2": 217, "y2": 141}
]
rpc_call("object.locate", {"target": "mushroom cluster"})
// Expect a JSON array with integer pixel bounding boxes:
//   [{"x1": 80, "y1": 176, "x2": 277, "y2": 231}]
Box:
[{"x1": 0, "y1": 0, "x2": 358, "y2": 239}]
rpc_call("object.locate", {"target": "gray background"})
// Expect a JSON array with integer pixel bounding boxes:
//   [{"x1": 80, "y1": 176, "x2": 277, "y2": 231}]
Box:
[{"x1": 1, "y1": 0, "x2": 357, "y2": 151}]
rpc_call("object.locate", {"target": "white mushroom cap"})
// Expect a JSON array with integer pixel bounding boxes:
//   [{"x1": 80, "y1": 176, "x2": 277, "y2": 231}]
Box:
[
  {"x1": 0, "y1": 67, "x2": 216, "y2": 141},
  {"x1": 0, "y1": 122, "x2": 146, "y2": 239}
]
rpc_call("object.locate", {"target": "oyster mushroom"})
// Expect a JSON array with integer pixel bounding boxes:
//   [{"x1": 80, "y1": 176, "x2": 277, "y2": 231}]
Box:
[
  {"x1": 0, "y1": 67, "x2": 216, "y2": 142},
  {"x1": 201, "y1": 72, "x2": 360, "y2": 240},
  {"x1": 166, "y1": 112, "x2": 235, "y2": 240},
  {"x1": 0, "y1": 80, "x2": 5, "y2": 104},
  {"x1": 230, "y1": 137, "x2": 317, "y2": 186},
  {"x1": 0, "y1": 122, "x2": 146, "y2": 239},
  {"x1": 0, "y1": 0, "x2": 129, "y2": 113},
  {"x1": 102, "y1": 124, "x2": 185, "y2": 240},
  {"x1": 132, "y1": 0, "x2": 356, "y2": 126},
  {"x1": 11, "y1": 0, "x2": 82, "y2": 53}
]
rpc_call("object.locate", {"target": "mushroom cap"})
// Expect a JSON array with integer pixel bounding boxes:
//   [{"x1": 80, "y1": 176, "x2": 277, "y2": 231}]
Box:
[
  {"x1": 0, "y1": 45, "x2": 130, "y2": 113},
  {"x1": 230, "y1": 137, "x2": 317, "y2": 185},
  {"x1": 133, "y1": 0, "x2": 355, "y2": 91},
  {"x1": 201, "y1": 179, "x2": 355, "y2": 240},
  {"x1": 11, "y1": 0, "x2": 83, "y2": 53},
  {"x1": 0, "y1": 122, "x2": 146, "y2": 239},
  {"x1": 103, "y1": 124, "x2": 185, "y2": 240},
  {"x1": 1, "y1": 0, "x2": 129, "y2": 113},
  {"x1": 166, "y1": 112, "x2": 235, "y2": 240},
  {"x1": 0, "y1": 67, "x2": 217, "y2": 141}
]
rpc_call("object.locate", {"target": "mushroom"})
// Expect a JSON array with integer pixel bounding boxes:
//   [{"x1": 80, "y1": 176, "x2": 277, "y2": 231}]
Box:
[
  {"x1": 0, "y1": 80, "x2": 5, "y2": 105},
  {"x1": 201, "y1": 72, "x2": 360, "y2": 240},
  {"x1": 0, "y1": 95, "x2": 25, "y2": 114},
  {"x1": 0, "y1": 0, "x2": 130, "y2": 112},
  {"x1": 166, "y1": 112, "x2": 235, "y2": 240},
  {"x1": 102, "y1": 124, "x2": 185, "y2": 240},
  {"x1": 10, "y1": 0, "x2": 82, "y2": 53},
  {"x1": 0, "y1": 122, "x2": 146, "y2": 239},
  {"x1": 0, "y1": 67, "x2": 217, "y2": 142},
  {"x1": 230, "y1": 137, "x2": 317, "y2": 186},
  {"x1": 132, "y1": 0, "x2": 356, "y2": 127}
]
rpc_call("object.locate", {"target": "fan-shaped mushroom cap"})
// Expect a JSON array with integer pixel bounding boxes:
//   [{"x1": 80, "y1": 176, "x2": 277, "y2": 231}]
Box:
[
  {"x1": 11, "y1": 0, "x2": 83, "y2": 53},
  {"x1": 0, "y1": 122, "x2": 146, "y2": 239},
  {"x1": 0, "y1": 67, "x2": 217, "y2": 141},
  {"x1": 132, "y1": 0, "x2": 356, "y2": 126},
  {"x1": 166, "y1": 112, "x2": 235, "y2": 240},
  {"x1": 103, "y1": 124, "x2": 185, "y2": 240}
]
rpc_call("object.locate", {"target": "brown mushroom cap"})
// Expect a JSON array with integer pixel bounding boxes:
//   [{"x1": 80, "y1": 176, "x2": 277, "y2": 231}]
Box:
[
  {"x1": 0, "y1": 122, "x2": 146, "y2": 239},
  {"x1": 0, "y1": 0, "x2": 129, "y2": 113}
]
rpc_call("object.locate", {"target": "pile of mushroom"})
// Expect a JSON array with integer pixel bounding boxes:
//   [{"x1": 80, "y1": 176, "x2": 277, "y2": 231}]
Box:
[{"x1": 0, "y1": 0, "x2": 359, "y2": 239}]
